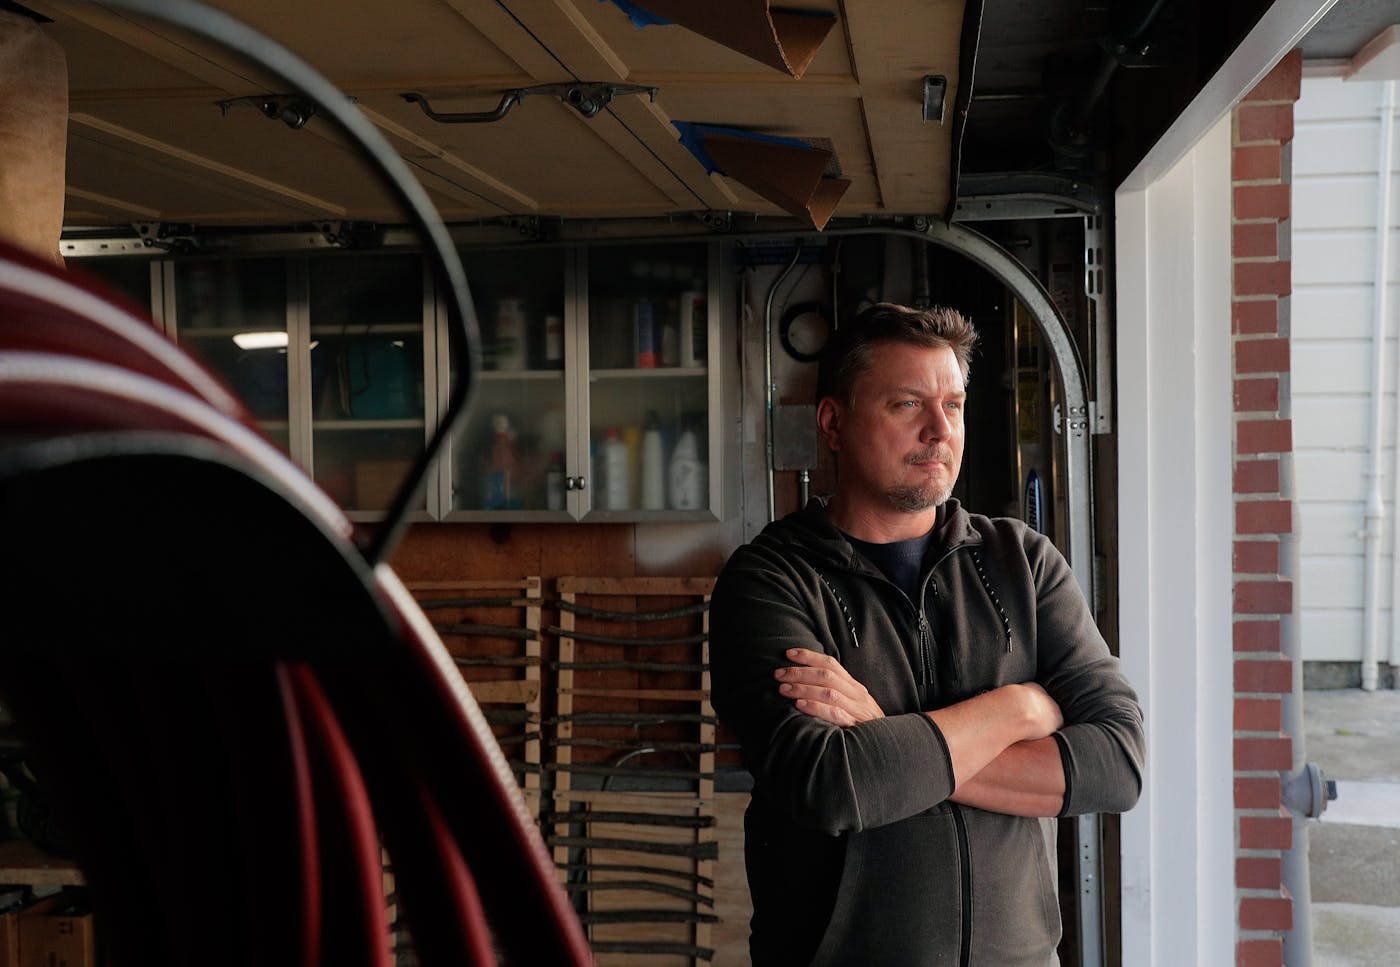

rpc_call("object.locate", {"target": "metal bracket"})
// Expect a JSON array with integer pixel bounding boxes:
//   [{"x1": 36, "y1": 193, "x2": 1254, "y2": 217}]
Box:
[
  {"x1": 130, "y1": 222, "x2": 196, "y2": 253},
  {"x1": 402, "y1": 82, "x2": 657, "y2": 124},
  {"x1": 315, "y1": 221, "x2": 381, "y2": 249},
  {"x1": 694, "y1": 210, "x2": 733, "y2": 233},
  {"x1": 216, "y1": 93, "x2": 320, "y2": 129}
]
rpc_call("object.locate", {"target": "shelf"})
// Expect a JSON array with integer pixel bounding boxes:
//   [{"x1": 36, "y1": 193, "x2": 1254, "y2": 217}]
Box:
[
  {"x1": 0, "y1": 840, "x2": 84, "y2": 887},
  {"x1": 589, "y1": 367, "x2": 706, "y2": 381},
  {"x1": 478, "y1": 369, "x2": 566, "y2": 382},
  {"x1": 309, "y1": 323, "x2": 422, "y2": 336},
  {"x1": 312, "y1": 419, "x2": 425, "y2": 431}
]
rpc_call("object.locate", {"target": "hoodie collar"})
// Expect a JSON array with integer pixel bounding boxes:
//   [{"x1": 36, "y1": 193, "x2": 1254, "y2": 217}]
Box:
[{"x1": 773, "y1": 495, "x2": 983, "y2": 568}]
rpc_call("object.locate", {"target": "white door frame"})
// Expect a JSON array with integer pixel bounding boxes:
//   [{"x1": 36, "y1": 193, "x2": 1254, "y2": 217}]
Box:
[{"x1": 1114, "y1": 2, "x2": 1340, "y2": 963}]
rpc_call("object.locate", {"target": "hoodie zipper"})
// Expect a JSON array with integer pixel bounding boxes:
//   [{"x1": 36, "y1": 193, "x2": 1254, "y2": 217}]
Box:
[{"x1": 951, "y1": 803, "x2": 973, "y2": 967}]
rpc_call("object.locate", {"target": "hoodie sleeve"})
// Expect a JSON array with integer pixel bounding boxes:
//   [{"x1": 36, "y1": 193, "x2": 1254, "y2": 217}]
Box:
[
  {"x1": 710, "y1": 545, "x2": 956, "y2": 836},
  {"x1": 1025, "y1": 532, "x2": 1145, "y2": 817}
]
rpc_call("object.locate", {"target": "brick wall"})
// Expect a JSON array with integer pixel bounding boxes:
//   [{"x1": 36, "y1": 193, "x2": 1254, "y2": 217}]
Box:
[{"x1": 1231, "y1": 49, "x2": 1301, "y2": 967}]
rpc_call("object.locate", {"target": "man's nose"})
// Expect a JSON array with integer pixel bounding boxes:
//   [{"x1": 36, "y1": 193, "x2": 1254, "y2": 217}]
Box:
[{"x1": 921, "y1": 405, "x2": 951, "y2": 440}]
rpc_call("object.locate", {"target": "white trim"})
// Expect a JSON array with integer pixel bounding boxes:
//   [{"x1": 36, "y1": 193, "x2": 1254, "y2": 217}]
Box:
[
  {"x1": 1116, "y1": 115, "x2": 1236, "y2": 965},
  {"x1": 1120, "y1": 0, "x2": 1343, "y2": 192}
]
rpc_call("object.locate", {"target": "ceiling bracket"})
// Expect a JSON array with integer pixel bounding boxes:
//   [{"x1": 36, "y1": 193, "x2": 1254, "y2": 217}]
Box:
[
  {"x1": 130, "y1": 222, "x2": 196, "y2": 254},
  {"x1": 216, "y1": 94, "x2": 320, "y2": 129},
  {"x1": 402, "y1": 82, "x2": 657, "y2": 124}
]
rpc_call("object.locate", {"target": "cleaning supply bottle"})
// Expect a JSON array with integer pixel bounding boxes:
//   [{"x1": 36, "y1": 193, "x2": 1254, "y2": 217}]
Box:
[
  {"x1": 484, "y1": 413, "x2": 518, "y2": 509},
  {"x1": 668, "y1": 421, "x2": 707, "y2": 510},
  {"x1": 602, "y1": 427, "x2": 630, "y2": 510},
  {"x1": 545, "y1": 451, "x2": 566, "y2": 511},
  {"x1": 641, "y1": 411, "x2": 666, "y2": 509}
]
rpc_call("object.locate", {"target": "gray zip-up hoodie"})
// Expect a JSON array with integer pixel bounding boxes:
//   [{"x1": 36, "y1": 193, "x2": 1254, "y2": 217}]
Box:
[{"x1": 710, "y1": 498, "x2": 1144, "y2": 967}]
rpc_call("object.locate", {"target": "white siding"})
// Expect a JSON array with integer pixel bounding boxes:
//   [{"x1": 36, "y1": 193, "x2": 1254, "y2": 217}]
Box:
[{"x1": 1292, "y1": 76, "x2": 1400, "y2": 665}]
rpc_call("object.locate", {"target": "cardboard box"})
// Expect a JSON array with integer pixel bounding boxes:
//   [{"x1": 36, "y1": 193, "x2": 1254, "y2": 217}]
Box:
[{"x1": 17, "y1": 893, "x2": 92, "y2": 967}]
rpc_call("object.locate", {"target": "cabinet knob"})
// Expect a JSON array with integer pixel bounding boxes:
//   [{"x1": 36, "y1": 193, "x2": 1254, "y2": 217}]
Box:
[{"x1": 574, "y1": 475, "x2": 587, "y2": 491}]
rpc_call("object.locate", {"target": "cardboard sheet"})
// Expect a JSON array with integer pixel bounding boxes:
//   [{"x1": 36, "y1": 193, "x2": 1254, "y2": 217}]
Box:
[
  {"x1": 701, "y1": 131, "x2": 851, "y2": 230},
  {"x1": 630, "y1": 0, "x2": 836, "y2": 78}
]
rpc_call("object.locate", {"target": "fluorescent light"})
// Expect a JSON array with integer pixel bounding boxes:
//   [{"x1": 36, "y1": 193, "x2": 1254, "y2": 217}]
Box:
[{"x1": 232, "y1": 330, "x2": 288, "y2": 350}]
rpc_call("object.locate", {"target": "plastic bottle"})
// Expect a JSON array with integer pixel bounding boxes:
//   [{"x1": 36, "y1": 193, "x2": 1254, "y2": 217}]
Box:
[
  {"x1": 484, "y1": 413, "x2": 518, "y2": 509},
  {"x1": 668, "y1": 423, "x2": 707, "y2": 510},
  {"x1": 543, "y1": 313, "x2": 564, "y2": 368},
  {"x1": 641, "y1": 411, "x2": 666, "y2": 510},
  {"x1": 602, "y1": 427, "x2": 630, "y2": 510},
  {"x1": 622, "y1": 425, "x2": 641, "y2": 505},
  {"x1": 678, "y1": 290, "x2": 706, "y2": 368},
  {"x1": 634, "y1": 300, "x2": 657, "y2": 368},
  {"x1": 494, "y1": 297, "x2": 526, "y2": 371},
  {"x1": 545, "y1": 451, "x2": 566, "y2": 511}
]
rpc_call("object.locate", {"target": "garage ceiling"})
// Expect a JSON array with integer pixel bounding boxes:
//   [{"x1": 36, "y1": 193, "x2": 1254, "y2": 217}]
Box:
[{"x1": 29, "y1": 0, "x2": 971, "y2": 229}]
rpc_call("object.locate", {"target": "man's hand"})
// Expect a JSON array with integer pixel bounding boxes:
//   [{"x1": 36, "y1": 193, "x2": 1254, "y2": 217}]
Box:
[{"x1": 774, "y1": 648, "x2": 885, "y2": 726}]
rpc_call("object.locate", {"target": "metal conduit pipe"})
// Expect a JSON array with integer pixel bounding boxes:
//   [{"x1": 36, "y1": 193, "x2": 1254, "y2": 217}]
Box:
[
  {"x1": 763, "y1": 244, "x2": 803, "y2": 523},
  {"x1": 1363, "y1": 80, "x2": 1396, "y2": 692}
]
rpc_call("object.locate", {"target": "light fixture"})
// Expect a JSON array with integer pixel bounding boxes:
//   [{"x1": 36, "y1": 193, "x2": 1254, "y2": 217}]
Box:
[{"x1": 232, "y1": 331, "x2": 288, "y2": 350}]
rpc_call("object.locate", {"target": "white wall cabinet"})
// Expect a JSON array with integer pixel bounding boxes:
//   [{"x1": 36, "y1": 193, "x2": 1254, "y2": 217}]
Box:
[{"x1": 82, "y1": 240, "x2": 731, "y2": 524}]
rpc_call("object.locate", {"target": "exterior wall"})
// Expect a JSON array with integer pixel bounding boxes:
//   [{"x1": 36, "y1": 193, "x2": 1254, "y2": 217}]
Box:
[
  {"x1": 1231, "y1": 50, "x2": 1302, "y2": 967},
  {"x1": 1291, "y1": 73, "x2": 1400, "y2": 675}
]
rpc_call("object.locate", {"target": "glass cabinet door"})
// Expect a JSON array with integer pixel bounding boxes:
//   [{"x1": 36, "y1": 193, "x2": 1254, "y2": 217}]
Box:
[
  {"x1": 306, "y1": 253, "x2": 428, "y2": 513},
  {"x1": 172, "y1": 258, "x2": 290, "y2": 450},
  {"x1": 584, "y1": 242, "x2": 710, "y2": 517},
  {"x1": 449, "y1": 247, "x2": 569, "y2": 515}
]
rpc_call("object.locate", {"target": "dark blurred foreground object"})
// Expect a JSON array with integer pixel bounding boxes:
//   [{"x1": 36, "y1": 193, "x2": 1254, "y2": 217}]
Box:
[{"x1": 0, "y1": 239, "x2": 593, "y2": 966}]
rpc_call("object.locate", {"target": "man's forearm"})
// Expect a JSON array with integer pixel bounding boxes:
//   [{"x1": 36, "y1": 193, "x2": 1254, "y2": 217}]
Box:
[
  {"x1": 947, "y1": 736, "x2": 1065, "y2": 817},
  {"x1": 924, "y1": 683, "x2": 1061, "y2": 790}
]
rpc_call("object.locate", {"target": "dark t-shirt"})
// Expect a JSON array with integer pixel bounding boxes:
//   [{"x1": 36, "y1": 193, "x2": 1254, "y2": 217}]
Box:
[{"x1": 843, "y1": 528, "x2": 934, "y2": 602}]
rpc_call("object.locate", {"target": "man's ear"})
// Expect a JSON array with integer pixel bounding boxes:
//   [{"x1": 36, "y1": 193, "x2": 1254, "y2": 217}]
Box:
[{"x1": 815, "y1": 396, "x2": 842, "y2": 452}]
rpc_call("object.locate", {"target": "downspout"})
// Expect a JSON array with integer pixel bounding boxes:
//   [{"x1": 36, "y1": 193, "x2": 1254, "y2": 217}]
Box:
[
  {"x1": 1363, "y1": 80, "x2": 1396, "y2": 692},
  {"x1": 1381, "y1": 82, "x2": 1400, "y2": 686}
]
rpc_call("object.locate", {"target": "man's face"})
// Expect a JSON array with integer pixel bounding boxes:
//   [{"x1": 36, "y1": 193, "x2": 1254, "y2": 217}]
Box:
[{"x1": 818, "y1": 341, "x2": 966, "y2": 514}]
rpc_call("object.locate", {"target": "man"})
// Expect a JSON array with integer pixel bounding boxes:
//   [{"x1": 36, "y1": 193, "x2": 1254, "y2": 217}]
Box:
[{"x1": 710, "y1": 303, "x2": 1144, "y2": 967}]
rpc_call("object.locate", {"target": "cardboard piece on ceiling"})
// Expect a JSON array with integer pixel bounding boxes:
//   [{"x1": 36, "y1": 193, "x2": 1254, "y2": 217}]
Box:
[
  {"x1": 620, "y1": 0, "x2": 836, "y2": 79},
  {"x1": 0, "y1": 11, "x2": 67, "y2": 266},
  {"x1": 700, "y1": 130, "x2": 850, "y2": 231}
]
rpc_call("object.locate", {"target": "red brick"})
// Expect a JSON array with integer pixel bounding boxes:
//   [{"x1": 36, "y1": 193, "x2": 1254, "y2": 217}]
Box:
[
  {"x1": 1238, "y1": 419, "x2": 1292, "y2": 454},
  {"x1": 1235, "y1": 697, "x2": 1283, "y2": 731},
  {"x1": 1234, "y1": 184, "x2": 1291, "y2": 220},
  {"x1": 1235, "y1": 580, "x2": 1293, "y2": 615},
  {"x1": 1235, "y1": 775, "x2": 1282, "y2": 809},
  {"x1": 1236, "y1": 338, "x2": 1290, "y2": 374},
  {"x1": 1235, "y1": 620, "x2": 1282, "y2": 653},
  {"x1": 1233, "y1": 145, "x2": 1282, "y2": 182},
  {"x1": 1236, "y1": 501, "x2": 1292, "y2": 535},
  {"x1": 1234, "y1": 221, "x2": 1279, "y2": 258},
  {"x1": 1234, "y1": 458, "x2": 1281, "y2": 494},
  {"x1": 1238, "y1": 938, "x2": 1283, "y2": 967},
  {"x1": 1238, "y1": 855, "x2": 1284, "y2": 889},
  {"x1": 1235, "y1": 260, "x2": 1292, "y2": 297},
  {"x1": 1240, "y1": 894, "x2": 1293, "y2": 930},
  {"x1": 1235, "y1": 657, "x2": 1293, "y2": 692},
  {"x1": 1234, "y1": 540, "x2": 1280, "y2": 574},
  {"x1": 1236, "y1": 737, "x2": 1293, "y2": 772},
  {"x1": 1234, "y1": 299, "x2": 1279, "y2": 335},
  {"x1": 1240, "y1": 815, "x2": 1294, "y2": 852},
  {"x1": 1238, "y1": 103, "x2": 1295, "y2": 143},
  {"x1": 1235, "y1": 377, "x2": 1280, "y2": 412},
  {"x1": 1243, "y1": 50, "x2": 1303, "y2": 104}
]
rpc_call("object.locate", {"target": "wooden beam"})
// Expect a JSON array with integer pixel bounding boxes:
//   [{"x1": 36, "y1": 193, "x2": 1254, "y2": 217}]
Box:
[
  {"x1": 841, "y1": 0, "x2": 964, "y2": 213},
  {"x1": 358, "y1": 104, "x2": 539, "y2": 213},
  {"x1": 64, "y1": 185, "x2": 160, "y2": 218},
  {"x1": 70, "y1": 113, "x2": 347, "y2": 216},
  {"x1": 496, "y1": 0, "x2": 737, "y2": 211}
]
